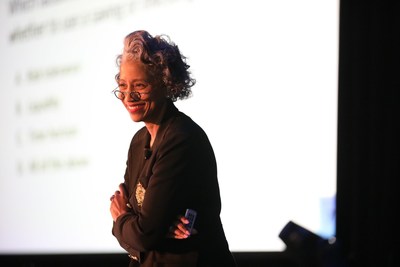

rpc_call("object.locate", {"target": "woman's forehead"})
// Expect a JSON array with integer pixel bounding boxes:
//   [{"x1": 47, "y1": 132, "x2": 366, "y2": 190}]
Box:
[{"x1": 119, "y1": 61, "x2": 148, "y2": 80}]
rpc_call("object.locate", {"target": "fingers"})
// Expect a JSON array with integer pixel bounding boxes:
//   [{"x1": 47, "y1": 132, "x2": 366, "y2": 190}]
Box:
[
  {"x1": 110, "y1": 183, "x2": 128, "y2": 202},
  {"x1": 166, "y1": 216, "x2": 191, "y2": 239},
  {"x1": 109, "y1": 184, "x2": 131, "y2": 222},
  {"x1": 165, "y1": 214, "x2": 200, "y2": 239},
  {"x1": 110, "y1": 190, "x2": 121, "y2": 201},
  {"x1": 119, "y1": 183, "x2": 128, "y2": 197},
  {"x1": 179, "y1": 215, "x2": 189, "y2": 225},
  {"x1": 176, "y1": 220, "x2": 190, "y2": 236},
  {"x1": 168, "y1": 225, "x2": 189, "y2": 239},
  {"x1": 167, "y1": 224, "x2": 198, "y2": 239}
]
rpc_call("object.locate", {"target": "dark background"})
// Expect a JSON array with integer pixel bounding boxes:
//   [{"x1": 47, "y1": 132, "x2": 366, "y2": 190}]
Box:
[{"x1": 1, "y1": 1, "x2": 399, "y2": 266}]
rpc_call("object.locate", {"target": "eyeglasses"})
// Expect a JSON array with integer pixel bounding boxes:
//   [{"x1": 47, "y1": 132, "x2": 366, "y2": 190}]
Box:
[{"x1": 112, "y1": 89, "x2": 150, "y2": 101}]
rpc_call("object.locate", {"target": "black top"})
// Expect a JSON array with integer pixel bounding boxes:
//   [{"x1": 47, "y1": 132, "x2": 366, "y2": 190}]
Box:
[{"x1": 112, "y1": 101, "x2": 236, "y2": 266}]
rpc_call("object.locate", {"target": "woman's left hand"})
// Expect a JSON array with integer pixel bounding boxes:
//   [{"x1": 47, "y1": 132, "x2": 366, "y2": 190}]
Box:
[{"x1": 166, "y1": 215, "x2": 198, "y2": 239}]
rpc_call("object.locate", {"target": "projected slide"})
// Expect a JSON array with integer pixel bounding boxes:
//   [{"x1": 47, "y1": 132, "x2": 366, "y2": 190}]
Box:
[{"x1": 0, "y1": 0, "x2": 338, "y2": 253}]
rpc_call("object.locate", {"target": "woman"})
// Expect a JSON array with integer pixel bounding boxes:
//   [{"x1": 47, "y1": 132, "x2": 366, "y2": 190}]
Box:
[{"x1": 109, "y1": 30, "x2": 237, "y2": 267}]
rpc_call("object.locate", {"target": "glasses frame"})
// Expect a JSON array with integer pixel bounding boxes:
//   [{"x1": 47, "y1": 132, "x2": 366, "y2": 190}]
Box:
[{"x1": 112, "y1": 89, "x2": 149, "y2": 101}]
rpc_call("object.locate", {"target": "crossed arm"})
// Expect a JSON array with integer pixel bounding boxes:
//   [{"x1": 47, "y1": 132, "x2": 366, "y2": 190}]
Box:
[{"x1": 110, "y1": 183, "x2": 196, "y2": 240}]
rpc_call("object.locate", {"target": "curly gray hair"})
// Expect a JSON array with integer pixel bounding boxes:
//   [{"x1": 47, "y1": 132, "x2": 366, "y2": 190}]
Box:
[{"x1": 115, "y1": 30, "x2": 195, "y2": 101}]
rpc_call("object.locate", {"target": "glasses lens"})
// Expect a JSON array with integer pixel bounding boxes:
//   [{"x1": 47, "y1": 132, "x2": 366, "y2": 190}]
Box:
[{"x1": 114, "y1": 90, "x2": 124, "y2": 100}]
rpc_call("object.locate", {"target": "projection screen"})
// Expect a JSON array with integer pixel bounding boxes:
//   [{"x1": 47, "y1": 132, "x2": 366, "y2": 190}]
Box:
[{"x1": 0, "y1": 0, "x2": 338, "y2": 254}]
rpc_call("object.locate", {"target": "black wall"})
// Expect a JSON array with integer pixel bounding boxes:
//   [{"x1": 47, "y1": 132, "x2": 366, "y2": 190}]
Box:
[{"x1": 336, "y1": 0, "x2": 399, "y2": 266}]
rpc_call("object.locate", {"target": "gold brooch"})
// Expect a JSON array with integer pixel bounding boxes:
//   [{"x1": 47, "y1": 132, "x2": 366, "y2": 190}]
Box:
[{"x1": 135, "y1": 182, "x2": 146, "y2": 207}]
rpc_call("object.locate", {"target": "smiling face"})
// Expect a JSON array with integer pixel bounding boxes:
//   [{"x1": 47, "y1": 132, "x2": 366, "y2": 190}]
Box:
[{"x1": 118, "y1": 60, "x2": 167, "y2": 123}]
